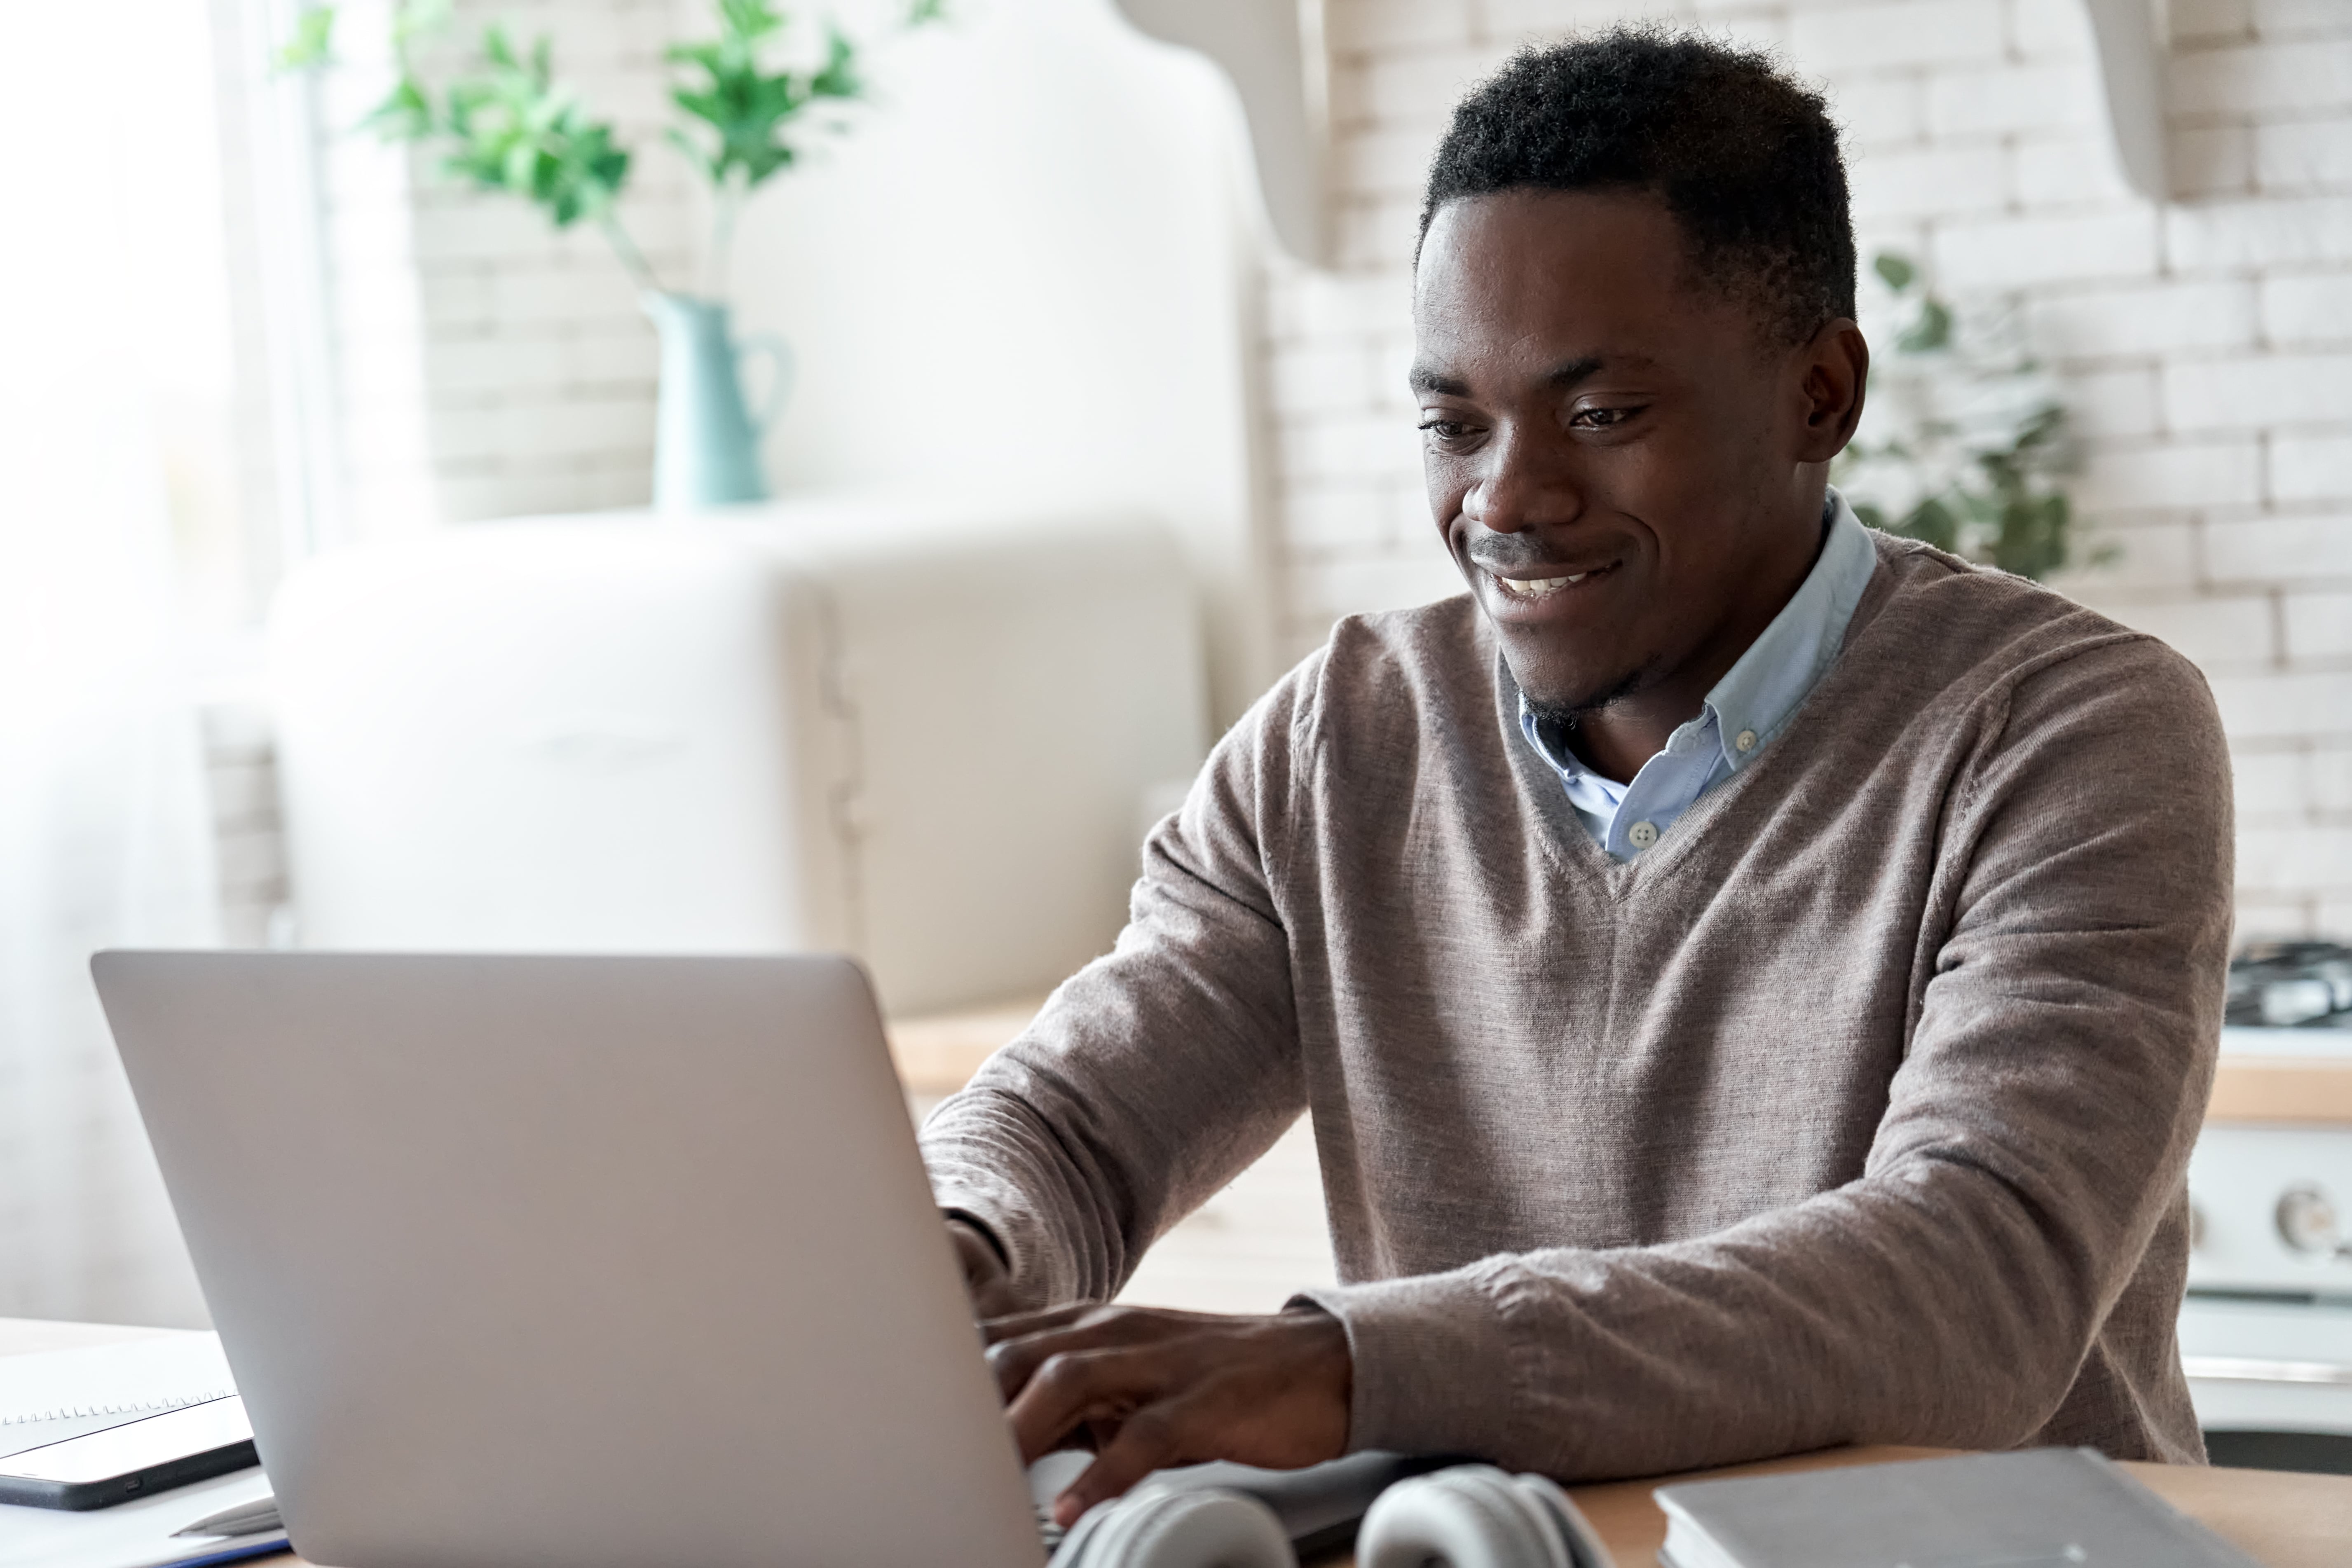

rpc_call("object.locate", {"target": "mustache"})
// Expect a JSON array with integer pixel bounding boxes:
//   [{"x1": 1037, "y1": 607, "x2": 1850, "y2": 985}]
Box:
[
  {"x1": 1466, "y1": 543, "x2": 1607, "y2": 575},
  {"x1": 1458, "y1": 519, "x2": 1622, "y2": 577}
]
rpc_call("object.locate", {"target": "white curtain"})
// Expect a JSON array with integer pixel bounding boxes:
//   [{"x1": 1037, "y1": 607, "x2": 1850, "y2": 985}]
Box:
[{"x1": 0, "y1": 9, "x2": 225, "y2": 1325}]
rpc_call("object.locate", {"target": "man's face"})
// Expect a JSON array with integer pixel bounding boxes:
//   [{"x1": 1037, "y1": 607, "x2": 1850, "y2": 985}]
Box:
[{"x1": 1413, "y1": 188, "x2": 1841, "y2": 719}]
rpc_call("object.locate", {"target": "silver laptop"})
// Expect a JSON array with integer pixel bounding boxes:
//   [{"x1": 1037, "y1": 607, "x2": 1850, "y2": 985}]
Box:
[{"x1": 92, "y1": 951, "x2": 1046, "y2": 1568}]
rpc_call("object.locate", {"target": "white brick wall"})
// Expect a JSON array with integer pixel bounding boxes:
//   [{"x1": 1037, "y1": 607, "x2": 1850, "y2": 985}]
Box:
[
  {"x1": 1268, "y1": 0, "x2": 2352, "y2": 938},
  {"x1": 408, "y1": 0, "x2": 696, "y2": 524},
  {"x1": 201, "y1": 704, "x2": 289, "y2": 949},
  {"x1": 311, "y1": 0, "x2": 696, "y2": 535}
]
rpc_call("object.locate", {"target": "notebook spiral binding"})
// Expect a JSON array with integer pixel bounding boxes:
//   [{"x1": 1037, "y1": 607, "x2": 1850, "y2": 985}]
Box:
[{"x1": 0, "y1": 1390, "x2": 232, "y2": 1428}]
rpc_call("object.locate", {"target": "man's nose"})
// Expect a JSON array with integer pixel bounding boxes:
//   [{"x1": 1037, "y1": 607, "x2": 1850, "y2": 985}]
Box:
[{"x1": 1462, "y1": 427, "x2": 1581, "y2": 536}]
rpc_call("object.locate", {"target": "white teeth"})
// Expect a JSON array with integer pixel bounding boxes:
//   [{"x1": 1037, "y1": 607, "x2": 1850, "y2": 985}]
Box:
[{"x1": 1498, "y1": 571, "x2": 1588, "y2": 598}]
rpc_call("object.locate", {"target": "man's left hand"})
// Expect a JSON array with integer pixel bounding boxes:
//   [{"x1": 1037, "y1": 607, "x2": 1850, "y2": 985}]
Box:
[{"x1": 982, "y1": 1301, "x2": 1354, "y2": 1526}]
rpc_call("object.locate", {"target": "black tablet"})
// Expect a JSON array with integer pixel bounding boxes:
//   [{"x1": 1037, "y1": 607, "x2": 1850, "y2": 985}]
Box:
[{"x1": 0, "y1": 1396, "x2": 258, "y2": 1510}]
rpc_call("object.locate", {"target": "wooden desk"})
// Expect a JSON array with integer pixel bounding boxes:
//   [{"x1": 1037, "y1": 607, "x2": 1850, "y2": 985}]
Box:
[
  {"x1": 7, "y1": 1322, "x2": 2350, "y2": 1568},
  {"x1": 886, "y1": 995, "x2": 1050, "y2": 1095}
]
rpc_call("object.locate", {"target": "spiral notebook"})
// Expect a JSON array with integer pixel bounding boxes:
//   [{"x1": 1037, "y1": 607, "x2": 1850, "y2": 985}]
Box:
[{"x1": 0, "y1": 1339, "x2": 238, "y2": 1461}]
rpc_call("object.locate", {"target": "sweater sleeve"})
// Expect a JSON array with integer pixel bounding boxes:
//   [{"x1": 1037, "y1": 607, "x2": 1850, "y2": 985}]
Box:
[
  {"x1": 1297, "y1": 634, "x2": 2234, "y2": 1478},
  {"x1": 916, "y1": 655, "x2": 1318, "y2": 1310}
]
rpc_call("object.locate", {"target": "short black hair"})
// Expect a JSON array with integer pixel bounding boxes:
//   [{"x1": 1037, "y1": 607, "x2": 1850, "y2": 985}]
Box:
[{"x1": 1421, "y1": 30, "x2": 1855, "y2": 344}]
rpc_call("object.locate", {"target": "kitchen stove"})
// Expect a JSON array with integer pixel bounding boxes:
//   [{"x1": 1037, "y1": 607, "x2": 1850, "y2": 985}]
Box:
[{"x1": 2181, "y1": 1024, "x2": 2352, "y2": 1472}]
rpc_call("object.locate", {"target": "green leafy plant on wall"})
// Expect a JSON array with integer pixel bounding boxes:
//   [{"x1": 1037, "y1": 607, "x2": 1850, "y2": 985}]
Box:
[
  {"x1": 281, "y1": 0, "x2": 940, "y2": 298},
  {"x1": 1835, "y1": 252, "x2": 2101, "y2": 582}
]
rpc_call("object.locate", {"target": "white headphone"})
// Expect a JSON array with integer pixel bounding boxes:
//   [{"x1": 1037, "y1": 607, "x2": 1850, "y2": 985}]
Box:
[
  {"x1": 1049, "y1": 1486, "x2": 1294, "y2": 1568},
  {"x1": 1048, "y1": 1463, "x2": 1609, "y2": 1568},
  {"x1": 1356, "y1": 1465, "x2": 1611, "y2": 1568}
]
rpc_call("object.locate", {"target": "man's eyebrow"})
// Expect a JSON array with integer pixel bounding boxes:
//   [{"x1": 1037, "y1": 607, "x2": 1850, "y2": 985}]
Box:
[
  {"x1": 1544, "y1": 355, "x2": 1607, "y2": 389},
  {"x1": 1408, "y1": 355, "x2": 1615, "y2": 398}
]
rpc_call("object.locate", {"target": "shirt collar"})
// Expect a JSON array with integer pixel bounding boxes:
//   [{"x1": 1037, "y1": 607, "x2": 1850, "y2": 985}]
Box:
[
  {"x1": 1700, "y1": 487, "x2": 1878, "y2": 774},
  {"x1": 1517, "y1": 487, "x2": 1878, "y2": 782}
]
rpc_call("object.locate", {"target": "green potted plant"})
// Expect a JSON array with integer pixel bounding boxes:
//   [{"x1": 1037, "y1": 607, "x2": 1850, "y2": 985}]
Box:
[
  {"x1": 283, "y1": 0, "x2": 943, "y2": 508},
  {"x1": 1834, "y1": 252, "x2": 2098, "y2": 581}
]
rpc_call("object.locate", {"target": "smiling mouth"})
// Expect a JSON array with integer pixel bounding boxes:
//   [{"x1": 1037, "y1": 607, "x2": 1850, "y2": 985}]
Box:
[{"x1": 1489, "y1": 563, "x2": 1613, "y2": 600}]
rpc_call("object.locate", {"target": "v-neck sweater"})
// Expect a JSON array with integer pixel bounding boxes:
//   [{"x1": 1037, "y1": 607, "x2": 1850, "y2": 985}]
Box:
[{"x1": 919, "y1": 531, "x2": 2234, "y2": 1479}]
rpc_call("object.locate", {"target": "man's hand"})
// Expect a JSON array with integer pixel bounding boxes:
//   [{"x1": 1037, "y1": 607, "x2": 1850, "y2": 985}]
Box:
[
  {"x1": 982, "y1": 1301, "x2": 1353, "y2": 1526},
  {"x1": 948, "y1": 1219, "x2": 1019, "y2": 1320}
]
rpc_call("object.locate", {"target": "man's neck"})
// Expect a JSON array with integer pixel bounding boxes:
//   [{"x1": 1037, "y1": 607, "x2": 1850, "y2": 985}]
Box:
[{"x1": 1566, "y1": 502, "x2": 1833, "y2": 784}]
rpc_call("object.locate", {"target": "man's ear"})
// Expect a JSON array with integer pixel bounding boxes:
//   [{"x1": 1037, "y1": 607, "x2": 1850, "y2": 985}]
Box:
[{"x1": 1792, "y1": 318, "x2": 1869, "y2": 465}]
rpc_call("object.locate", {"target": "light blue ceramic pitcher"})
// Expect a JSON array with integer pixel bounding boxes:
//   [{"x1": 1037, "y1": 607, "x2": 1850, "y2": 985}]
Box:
[{"x1": 643, "y1": 292, "x2": 792, "y2": 510}]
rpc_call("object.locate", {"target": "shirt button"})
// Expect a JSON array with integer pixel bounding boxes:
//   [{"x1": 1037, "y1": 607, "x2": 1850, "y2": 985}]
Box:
[
  {"x1": 1735, "y1": 729, "x2": 1758, "y2": 754},
  {"x1": 1628, "y1": 820, "x2": 1659, "y2": 850}
]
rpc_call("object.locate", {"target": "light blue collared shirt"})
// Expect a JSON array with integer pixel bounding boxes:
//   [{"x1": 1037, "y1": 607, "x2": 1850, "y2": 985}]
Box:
[{"x1": 1518, "y1": 489, "x2": 1879, "y2": 861}]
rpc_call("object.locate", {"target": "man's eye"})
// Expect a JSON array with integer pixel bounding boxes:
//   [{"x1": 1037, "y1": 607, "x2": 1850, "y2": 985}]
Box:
[
  {"x1": 1570, "y1": 405, "x2": 1641, "y2": 429},
  {"x1": 1418, "y1": 419, "x2": 1471, "y2": 441}
]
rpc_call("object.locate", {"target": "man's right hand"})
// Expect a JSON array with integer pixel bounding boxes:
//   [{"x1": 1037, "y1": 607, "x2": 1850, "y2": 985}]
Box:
[{"x1": 949, "y1": 1218, "x2": 1019, "y2": 1319}]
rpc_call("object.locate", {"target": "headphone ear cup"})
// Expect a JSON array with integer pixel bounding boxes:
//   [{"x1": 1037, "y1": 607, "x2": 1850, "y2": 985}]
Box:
[
  {"x1": 1054, "y1": 1486, "x2": 1295, "y2": 1568},
  {"x1": 1504, "y1": 1473, "x2": 1611, "y2": 1568},
  {"x1": 1356, "y1": 1465, "x2": 1572, "y2": 1568},
  {"x1": 1356, "y1": 1464, "x2": 1614, "y2": 1568}
]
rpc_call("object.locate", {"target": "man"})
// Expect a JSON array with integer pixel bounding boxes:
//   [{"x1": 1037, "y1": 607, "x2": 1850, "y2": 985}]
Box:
[{"x1": 922, "y1": 30, "x2": 2232, "y2": 1527}]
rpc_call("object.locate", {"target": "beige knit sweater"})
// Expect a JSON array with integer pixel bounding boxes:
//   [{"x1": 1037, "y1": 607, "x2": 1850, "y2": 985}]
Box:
[{"x1": 920, "y1": 533, "x2": 2233, "y2": 1479}]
